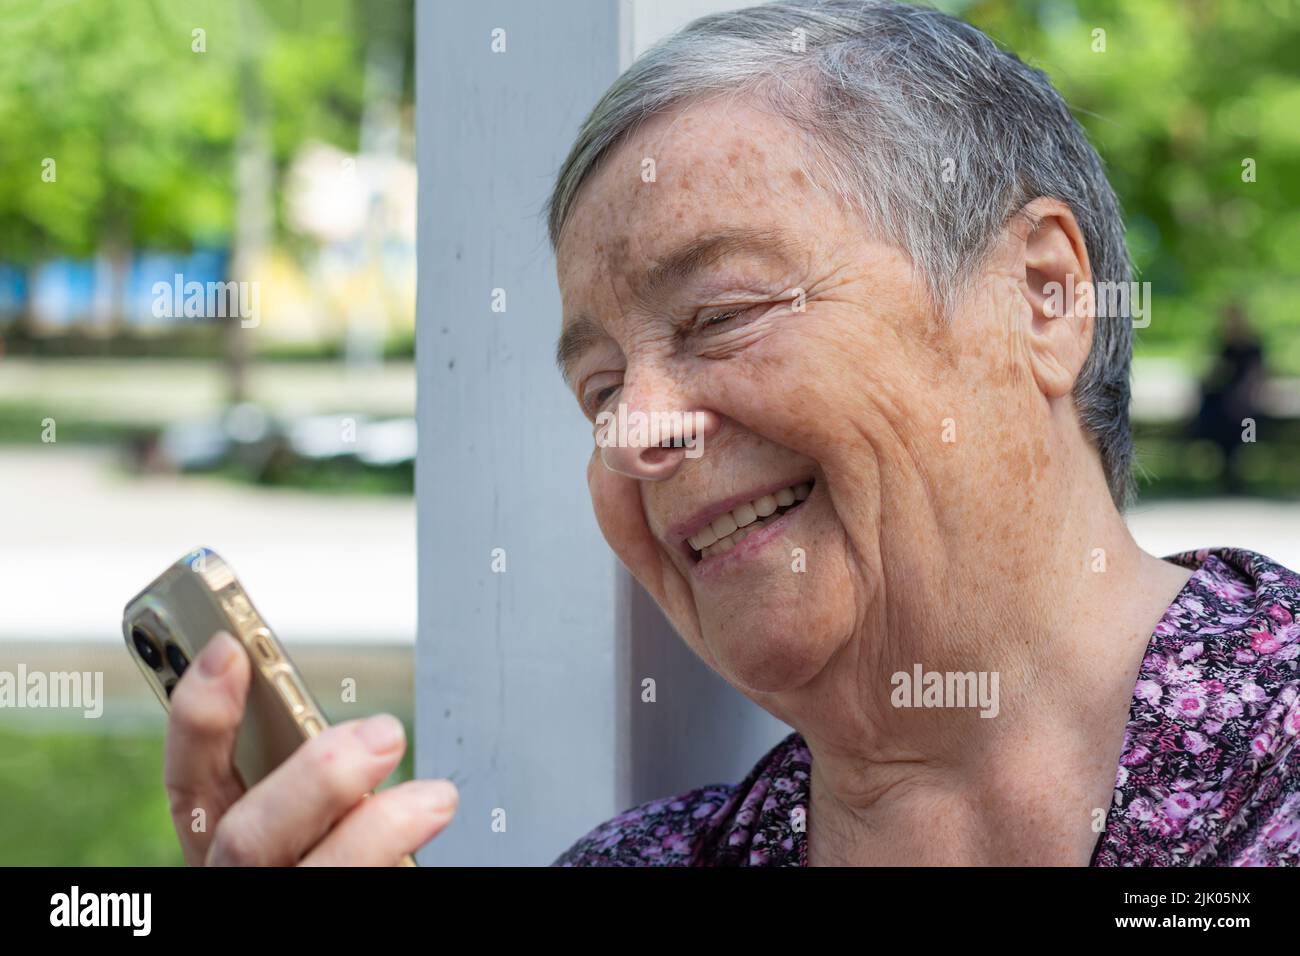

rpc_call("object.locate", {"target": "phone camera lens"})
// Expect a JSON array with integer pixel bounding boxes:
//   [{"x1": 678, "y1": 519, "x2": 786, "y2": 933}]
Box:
[
  {"x1": 132, "y1": 627, "x2": 163, "y2": 670},
  {"x1": 165, "y1": 642, "x2": 190, "y2": 677}
]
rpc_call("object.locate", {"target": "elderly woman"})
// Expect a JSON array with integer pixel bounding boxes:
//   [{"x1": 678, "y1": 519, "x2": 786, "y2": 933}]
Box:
[
  {"x1": 543, "y1": 0, "x2": 1300, "y2": 867},
  {"x1": 162, "y1": 0, "x2": 1300, "y2": 867}
]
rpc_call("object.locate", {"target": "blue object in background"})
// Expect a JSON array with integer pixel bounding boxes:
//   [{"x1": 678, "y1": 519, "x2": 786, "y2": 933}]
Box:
[
  {"x1": 30, "y1": 259, "x2": 96, "y2": 327},
  {"x1": 128, "y1": 249, "x2": 229, "y2": 327},
  {"x1": 0, "y1": 265, "x2": 26, "y2": 317},
  {"x1": 1, "y1": 248, "x2": 230, "y2": 328}
]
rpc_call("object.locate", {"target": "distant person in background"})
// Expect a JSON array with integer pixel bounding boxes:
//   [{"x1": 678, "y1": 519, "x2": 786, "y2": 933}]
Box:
[{"x1": 1190, "y1": 302, "x2": 1266, "y2": 494}]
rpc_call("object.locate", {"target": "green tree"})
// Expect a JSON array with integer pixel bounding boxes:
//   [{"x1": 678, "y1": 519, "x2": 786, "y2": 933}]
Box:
[
  {"x1": 954, "y1": 0, "x2": 1300, "y2": 372},
  {"x1": 0, "y1": 0, "x2": 411, "y2": 344}
]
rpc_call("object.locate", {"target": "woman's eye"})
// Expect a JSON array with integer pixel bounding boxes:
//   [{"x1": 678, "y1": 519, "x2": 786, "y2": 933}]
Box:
[
  {"x1": 695, "y1": 302, "x2": 775, "y2": 332},
  {"x1": 583, "y1": 381, "x2": 621, "y2": 415},
  {"x1": 699, "y1": 308, "x2": 745, "y2": 329}
]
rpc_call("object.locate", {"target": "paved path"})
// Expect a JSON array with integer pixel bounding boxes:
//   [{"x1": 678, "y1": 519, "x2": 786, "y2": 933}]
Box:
[
  {"x1": 0, "y1": 358, "x2": 415, "y2": 425},
  {"x1": 1125, "y1": 496, "x2": 1300, "y2": 571},
  {"x1": 0, "y1": 447, "x2": 414, "y2": 643}
]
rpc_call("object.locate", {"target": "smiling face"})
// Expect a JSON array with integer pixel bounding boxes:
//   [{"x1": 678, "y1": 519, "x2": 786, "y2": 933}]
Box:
[{"x1": 554, "y1": 97, "x2": 1085, "y2": 704}]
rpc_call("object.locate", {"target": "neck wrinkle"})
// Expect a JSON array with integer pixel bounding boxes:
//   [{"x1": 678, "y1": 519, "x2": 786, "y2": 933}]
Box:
[{"x1": 789, "y1": 451, "x2": 1191, "y2": 864}]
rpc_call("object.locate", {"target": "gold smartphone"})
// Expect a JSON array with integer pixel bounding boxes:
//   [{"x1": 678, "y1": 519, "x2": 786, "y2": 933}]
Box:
[{"x1": 123, "y1": 547, "x2": 417, "y2": 866}]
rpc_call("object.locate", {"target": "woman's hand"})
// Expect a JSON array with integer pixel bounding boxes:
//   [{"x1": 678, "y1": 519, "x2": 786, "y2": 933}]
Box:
[{"x1": 163, "y1": 630, "x2": 457, "y2": 865}]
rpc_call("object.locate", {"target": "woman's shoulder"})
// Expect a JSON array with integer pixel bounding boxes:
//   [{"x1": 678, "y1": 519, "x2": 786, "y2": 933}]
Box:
[
  {"x1": 1096, "y1": 546, "x2": 1300, "y2": 865},
  {"x1": 550, "y1": 730, "x2": 811, "y2": 866},
  {"x1": 1154, "y1": 547, "x2": 1300, "y2": 681}
]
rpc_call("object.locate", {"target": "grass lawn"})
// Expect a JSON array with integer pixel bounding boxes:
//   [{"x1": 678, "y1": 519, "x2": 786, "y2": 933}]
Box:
[{"x1": 0, "y1": 719, "x2": 415, "y2": 866}]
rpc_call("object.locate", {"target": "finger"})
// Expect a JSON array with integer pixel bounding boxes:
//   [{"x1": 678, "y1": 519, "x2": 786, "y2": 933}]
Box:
[
  {"x1": 300, "y1": 779, "x2": 459, "y2": 866},
  {"x1": 206, "y1": 714, "x2": 407, "y2": 866},
  {"x1": 163, "y1": 630, "x2": 251, "y2": 866}
]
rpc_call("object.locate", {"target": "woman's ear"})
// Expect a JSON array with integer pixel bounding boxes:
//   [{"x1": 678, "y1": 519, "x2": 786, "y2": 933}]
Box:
[{"x1": 1013, "y1": 197, "x2": 1095, "y2": 400}]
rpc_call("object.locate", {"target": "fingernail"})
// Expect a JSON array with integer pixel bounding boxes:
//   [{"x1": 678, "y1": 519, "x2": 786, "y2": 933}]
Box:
[
  {"x1": 358, "y1": 714, "x2": 405, "y2": 753},
  {"x1": 425, "y1": 780, "x2": 458, "y2": 812},
  {"x1": 199, "y1": 631, "x2": 239, "y2": 677}
]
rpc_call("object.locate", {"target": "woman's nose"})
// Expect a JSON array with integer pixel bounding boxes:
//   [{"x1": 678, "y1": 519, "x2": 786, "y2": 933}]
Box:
[{"x1": 597, "y1": 403, "x2": 721, "y2": 481}]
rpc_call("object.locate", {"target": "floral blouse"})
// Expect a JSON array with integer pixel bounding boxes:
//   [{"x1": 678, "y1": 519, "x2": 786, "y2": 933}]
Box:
[{"x1": 552, "y1": 548, "x2": 1300, "y2": 866}]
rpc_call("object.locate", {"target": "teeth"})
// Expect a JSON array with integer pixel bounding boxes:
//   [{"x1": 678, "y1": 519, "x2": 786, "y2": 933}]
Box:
[
  {"x1": 711, "y1": 512, "x2": 738, "y2": 539},
  {"x1": 689, "y1": 480, "x2": 814, "y2": 557}
]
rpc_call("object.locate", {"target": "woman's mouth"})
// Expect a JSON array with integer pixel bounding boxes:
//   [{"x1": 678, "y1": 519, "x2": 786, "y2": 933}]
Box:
[{"x1": 686, "y1": 479, "x2": 813, "y2": 563}]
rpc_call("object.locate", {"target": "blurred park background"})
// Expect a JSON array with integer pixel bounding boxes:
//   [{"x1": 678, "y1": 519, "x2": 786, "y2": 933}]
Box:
[
  {"x1": 0, "y1": 0, "x2": 1297, "y2": 863},
  {"x1": 0, "y1": 0, "x2": 417, "y2": 865}
]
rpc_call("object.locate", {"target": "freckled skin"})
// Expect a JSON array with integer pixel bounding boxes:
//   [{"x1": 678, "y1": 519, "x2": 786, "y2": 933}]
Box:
[{"x1": 555, "y1": 98, "x2": 1193, "y2": 865}]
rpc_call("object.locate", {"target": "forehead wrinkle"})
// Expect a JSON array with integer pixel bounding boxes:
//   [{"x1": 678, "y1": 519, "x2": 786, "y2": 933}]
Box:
[{"x1": 632, "y1": 225, "x2": 803, "y2": 309}]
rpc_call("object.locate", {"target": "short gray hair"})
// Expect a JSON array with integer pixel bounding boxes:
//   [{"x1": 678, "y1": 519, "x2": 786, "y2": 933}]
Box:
[{"x1": 546, "y1": 0, "x2": 1135, "y2": 508}]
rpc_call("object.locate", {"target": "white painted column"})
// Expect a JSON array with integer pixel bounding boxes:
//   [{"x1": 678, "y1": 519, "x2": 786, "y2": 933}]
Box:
[{"x1": 415, "y1": 0, "x2": 787, "y2": 867}]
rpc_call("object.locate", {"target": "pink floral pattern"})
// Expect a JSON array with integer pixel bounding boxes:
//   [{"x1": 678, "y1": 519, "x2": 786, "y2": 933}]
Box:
[{"x1": 553, "y1": 549, "x2": 1300, "y2": 866}]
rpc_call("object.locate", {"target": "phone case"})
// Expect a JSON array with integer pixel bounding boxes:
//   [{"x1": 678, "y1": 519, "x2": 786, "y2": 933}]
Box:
[
  {"x1": 123, "y1": 547, "x2": 419, "y2": 866},
  {"x1": 123, "y1": 547, "x2": 329, "y2": 785}
]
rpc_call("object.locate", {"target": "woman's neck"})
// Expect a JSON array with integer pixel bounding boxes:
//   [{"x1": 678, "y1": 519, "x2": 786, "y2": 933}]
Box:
[{"x1": 774, "y1": 459, "x2": 1194, "y2": 865}]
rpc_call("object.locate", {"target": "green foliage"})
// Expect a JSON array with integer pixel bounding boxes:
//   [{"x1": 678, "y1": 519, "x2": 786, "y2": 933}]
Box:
[
  {"x1": 1135, "y1": 419, "x2": 1300, "y2": 498},
  {"x1": 0, "y1": 718, "x2": 414, "y2": 865},
  {"x1": 0, "y1": 725, "x2": 184, "y2": 866},
  {"x1": 949, "y1": 0, "x2": 1300, "y2": 370},
  {"x1": 0, "y1": 0, "x2": 411, "y2": 262},
  {"x1": 0, "y1": 0, "x2": 1293, "y2": 369}
]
